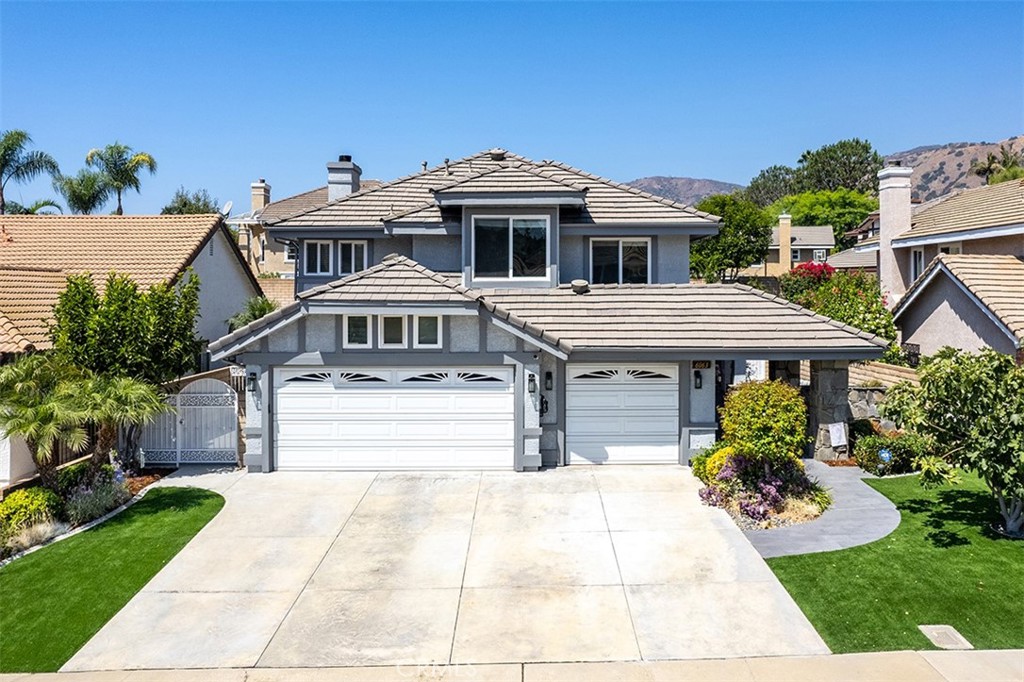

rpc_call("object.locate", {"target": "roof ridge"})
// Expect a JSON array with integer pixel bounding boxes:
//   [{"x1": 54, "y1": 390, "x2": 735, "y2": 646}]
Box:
[{"x1": 430, "y1": 162, "x2": 587, "y2": 194}]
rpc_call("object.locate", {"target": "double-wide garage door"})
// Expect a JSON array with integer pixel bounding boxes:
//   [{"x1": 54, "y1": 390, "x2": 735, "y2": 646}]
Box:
[
  {"x1": 274, "y1": 367, "x2": 515, "y2": 470},
  {"x1": 566, "y1": 364, "x2": 680, "y2": 464}
]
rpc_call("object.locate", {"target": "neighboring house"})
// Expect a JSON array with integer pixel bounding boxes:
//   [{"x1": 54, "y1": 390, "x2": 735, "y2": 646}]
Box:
[
  {"x1": 210, "y1": 148, "x2": 886, "y2": 474},
  {"x1": 826, "y1": 247, "x2": 877, "y2": 273},
  {"x1": 739, "y1": 214, "x2": 834, "y2": 278},
  {"x1": 856, "y1": 165, "x2": 1024, "y2": 357}
]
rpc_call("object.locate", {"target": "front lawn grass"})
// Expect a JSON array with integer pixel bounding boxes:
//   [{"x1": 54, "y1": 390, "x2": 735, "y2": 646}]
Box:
[
  {"x1": 768, "y1": 473, "x2": 1024, "y2": 653},
  {"x1": 0, "y1": 487, "x2": 224, "y2": 672}
]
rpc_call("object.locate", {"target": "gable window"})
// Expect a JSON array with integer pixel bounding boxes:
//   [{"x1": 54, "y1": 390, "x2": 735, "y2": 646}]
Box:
[
  {"x1": 284, "y1": 242, "x2": 297, "y2": 263},
  {"x1": 791, "y1": 248, "x2": 801, "y2": 264},
  {"x1": 379, "y1": 315, "x2": 407, "y2": 348},
  {"x1": 472, "y1": 216, "x2": 549, "y2": 280},
  {"x1": 813, "y1": 249, "x2": 827, "y2": 263},
  {"x1": 339, "y1": 241, "x2": 367, "y2": 275},
  {"x1": 591, "y1": 239, "x2": 650, "y2": 284},
  {"x1": 304, "y1": 240, "x2": 333, "y2": 276},
  {"x1": 414, "y1": 316, "x2": 442, "y2": 348},
  {"x1": 911, "y1": 248, "x2": 925, "y2": 281},
  {"x1": 343, "y1": 315, "x2": 370, "y2": 348}
]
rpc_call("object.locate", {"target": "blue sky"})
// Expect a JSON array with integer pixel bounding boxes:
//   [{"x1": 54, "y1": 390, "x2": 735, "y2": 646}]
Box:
[{"x1": 2, "y1": 1, "x2": 1022, "y2": 215}]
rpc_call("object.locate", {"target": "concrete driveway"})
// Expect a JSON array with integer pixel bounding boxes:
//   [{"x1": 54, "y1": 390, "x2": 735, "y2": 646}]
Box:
[{"x1": 64, "y1": 466, "x2": 827, "y2": 671}]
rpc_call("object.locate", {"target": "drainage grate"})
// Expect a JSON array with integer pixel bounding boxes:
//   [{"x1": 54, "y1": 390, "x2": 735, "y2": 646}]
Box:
[{"x1": 919, "y1": 624, "x2": 974, "y2": 650}]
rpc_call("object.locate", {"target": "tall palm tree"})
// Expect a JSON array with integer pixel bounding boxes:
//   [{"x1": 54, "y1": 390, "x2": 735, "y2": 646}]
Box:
[
  {"x1": 998, "y1": 143, "x2": 1022, "y2": 171},
  {"x1": 6, "y1": 198, "x2": 63, "y2": 215},
  {"x1": 85, "y1": 142, "x2": 157, "y2": 215},
  {"x1": 53, "y1": 169, "x2": 111, "y2": 214},
  {"x1": 0, "y1": 129, "x2": 60, "y2": 215},
  {"x1": 970, "y1": 152, "x2": 1004, "y2": 184}
]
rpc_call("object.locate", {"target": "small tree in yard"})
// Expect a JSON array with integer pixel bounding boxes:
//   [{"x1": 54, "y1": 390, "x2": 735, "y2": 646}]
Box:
[
  {"x1": 882, "y1": 349, "x2": 1024, "y2": 537},
  {"x1": 721, "y1": 380, "x2": 808, "y2": 470},
  {"x1": 228, "y1": 296, "x2": 279, "y2": 331},
  {"x1": 691, "y1": 194, "x2": 773, "y2": 282}
]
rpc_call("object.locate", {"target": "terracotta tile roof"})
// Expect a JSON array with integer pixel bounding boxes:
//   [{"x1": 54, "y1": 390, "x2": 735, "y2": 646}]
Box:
[
  {"x1": 257, "y1": 277, "x2": 296, "y2": 308},
  {"x1": 771, "y1": 225, "x2": 835, "y2": 248},
  {"x1": 0, "y1": 267, "x2": 68, "y2": 353},
  {"x1": 827, "y1": 247, "x2": 877, "y2": 270},
  {"x1": 265, "y1": 149, "x2": 720, "y2": 229},
  {"x1": 893, "y1": 254, "x2": 1024, "y2": 346}
]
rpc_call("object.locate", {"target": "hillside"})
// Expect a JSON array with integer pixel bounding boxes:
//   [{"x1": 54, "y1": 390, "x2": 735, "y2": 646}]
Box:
[
  {"x1": 886, "y1": 135, "x2": 1022, "y2": 201},
  {"x1": 625, "y1": 176, "x2": 743, "y2": 206}
]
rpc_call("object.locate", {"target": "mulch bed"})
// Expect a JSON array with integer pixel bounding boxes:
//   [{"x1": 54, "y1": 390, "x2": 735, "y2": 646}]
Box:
[
  {"x1": 822, "y1": 458, "x2": 860, "y2": 467},
  {"x1": 126, "y1": 468, "x2": 169, "y2": 496}
]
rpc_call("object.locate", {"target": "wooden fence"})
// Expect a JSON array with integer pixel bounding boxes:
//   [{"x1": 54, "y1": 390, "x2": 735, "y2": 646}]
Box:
[{"x1": 849, "y1": 361, "x2": 919, "y2": 388}]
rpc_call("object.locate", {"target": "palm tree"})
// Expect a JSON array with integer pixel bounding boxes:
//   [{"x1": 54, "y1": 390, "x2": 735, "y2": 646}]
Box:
[
  {"x1": 998, "y1": 143, "x2": 1022, "y2": 171},
  {"x1": 53, "y1": 169, "x2": 111, "y2": 214},
  {"x1": 970, "y1": 152, "x2": 1004, "y2": 184},
  {"x1": 6, "y1": 198, "x2": 63, "y2": 215},
  {"x1": 85, "y1": 142, "x2": 157, "y2": 215},
  {"x1": 228, "y1": 296, "x2": 279, "y2": 331},
  {"x1": 0, "y1": 129, "x2": 60, "y2": 215}
]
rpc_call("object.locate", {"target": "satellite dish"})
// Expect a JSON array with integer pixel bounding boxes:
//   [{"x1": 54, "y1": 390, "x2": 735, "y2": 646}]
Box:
[{"x1": 221, "y1": 200, "x2": 233, "y2": 216}]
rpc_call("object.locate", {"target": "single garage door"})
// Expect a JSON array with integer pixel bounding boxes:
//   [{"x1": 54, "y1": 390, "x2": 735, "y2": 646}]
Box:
[
  {"x1": 274, "y1": 366, "x2": 515, "y2": 470},
  {"x1": 566, "y1": 364, "x2": 679, "y2": 464}
]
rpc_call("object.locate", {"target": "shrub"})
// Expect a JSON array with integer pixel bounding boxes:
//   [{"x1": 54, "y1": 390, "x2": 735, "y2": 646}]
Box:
[
  {"x1": 56, "y1": 461, "x2": 92, "y2": 497},
  {"x1": 64, "y1": 468, "x2": 130, "y2": 525},
  {"x1": 6, "y1": 519, "x2": 70, "y2": 554},
  {"x1": 0, "y1": 487, "x2": 62, "y2": 544},
  {"x1": 691, "y1": 442, "x2": 730, "y2": 484},
  {"x1": 780, "y1": 261, "x2": 835, "y2": 302},
  {"x1": 705, "y1": 446, "x2": 736, "y2": 482},
  {"x1": 854, "y1": 433, "x2": 933, "y2": 476},
  {"x1": 701, "y1": 454, "x2": 830, "y2": 522},
  {"x1": 720, "y1": 380, "x2": 808, "y2": 466}
]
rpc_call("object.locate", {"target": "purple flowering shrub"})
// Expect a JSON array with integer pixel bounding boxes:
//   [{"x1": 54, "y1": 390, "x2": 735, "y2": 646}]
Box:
[{"x1": 699, "y1": 453, "x2": 827, "y2": 521}]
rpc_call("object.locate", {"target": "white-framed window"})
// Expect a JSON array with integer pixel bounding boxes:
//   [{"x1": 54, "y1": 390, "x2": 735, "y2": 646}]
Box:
[
  {"x1": 304, "y1": 240, "x2": 333, "y2": 276},
  {"x1": 338, "y1": 240, "x2": 367, "y2": 275},
  {"x1": 939, "y1": 242, "x2": 962, "y2": 255},
  {"x1": 379, "y1": 315, "x2": 407, "y2": 348},
  {"x1": 413, "y1": 315, "x2": 442, "y2": 349},
  {"x1": 911, "y1": 248, "x2": 925, "y2": 281},
  {"x1": 259, "y1": 236, "x2": 267, "y2": 265},
  {"x1": 813, "y1": 249, "x2": 827, "y2": 262},
  {"x1": 591, "y1": 238, "x2": 651, "y2": 284},
  {"x1": 791, "y1": 248, "x2": 801, "y2": 264},
  {"x1": 472, "y1": 215, "x2": 550, "y2": 280},
  {"x1": 284, "y1": 242, "x2": 297, "y2": 263},
  {"x1": 342, "y1": 315, "x2": 371, "y2": 349}
]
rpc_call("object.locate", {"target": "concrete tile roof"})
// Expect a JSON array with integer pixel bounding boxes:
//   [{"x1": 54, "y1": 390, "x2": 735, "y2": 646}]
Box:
[
  {"x1": 258, "y1": 181, "x2": 383, "y2": 222},
  {"x1": 893, "y1": 254, "x2": 1024, "y2": 346},
  {"x1": 0, "y1": 267, "x2": 68, "y2": 353},
  {"x1": 899, "y1": 179, "x2": 1024, "y2": 240},
  {"x1": 827, "y1": 247, "x2": 877, "y2": 270},
  {"x1": 771, "y1": 225, "x2": 835, "y2": 248},
  {"x1": 433, "y1": 164, "x2": 587, "y2": 194}
]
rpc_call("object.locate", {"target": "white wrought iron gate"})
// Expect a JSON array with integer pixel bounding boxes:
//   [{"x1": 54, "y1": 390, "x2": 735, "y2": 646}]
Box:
[{"x1": 141, "y1": 378, "x2": 239, "y2": 465}]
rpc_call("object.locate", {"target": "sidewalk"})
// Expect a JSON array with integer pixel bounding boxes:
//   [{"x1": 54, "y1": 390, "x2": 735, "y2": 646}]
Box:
[{"x1": 1, "y1": 649, "x2": 1021, "y2": 681}]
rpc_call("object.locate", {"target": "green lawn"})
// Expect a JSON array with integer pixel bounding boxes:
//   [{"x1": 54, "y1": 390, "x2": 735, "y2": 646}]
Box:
[
  {"x1": 768, "y1": 473, "x2": 1024, "y2": 653},
  {"x1": 0, "y1": 487, "x2": 224, "y2": 672}
]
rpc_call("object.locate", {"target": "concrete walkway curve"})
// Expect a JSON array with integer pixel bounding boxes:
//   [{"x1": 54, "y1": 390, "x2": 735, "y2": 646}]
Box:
[{"x1": 744, "y1": 459, "x2": 902, "y2": 559}]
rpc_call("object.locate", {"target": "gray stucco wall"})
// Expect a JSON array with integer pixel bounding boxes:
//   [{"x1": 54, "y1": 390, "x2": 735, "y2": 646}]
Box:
[
  {"x1": 964, "y1": 234, "x2": 1024, "y2": 256},
  {"x1": 899, "y1": 274, "x2": 1017, "y2": 356},
  {"x1": 190, "y1": 229, "x2": 260, "y2": 343},
  {"x1": 656, "y1": 234, "x2": 690, "y2": 283},
  {"x1": 413, "y1": 235, "x2": 462, "y2": 272},
  {"x1": 558, "y1": 235, "x2": 585, "y2": 282}
]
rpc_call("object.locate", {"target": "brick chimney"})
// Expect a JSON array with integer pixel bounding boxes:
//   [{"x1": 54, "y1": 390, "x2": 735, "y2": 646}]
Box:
[
  {"x1": 327, "y1": 154, "x2": 361, "y2": 201},
  {"x1": 878, "y1": 163, "x2": 914, "y2": 305},
  {"x1": 778, "y1": 213, "x2": 793, "y2": 272},
  {"x1": 250, "y1": 178, "x2": 271, "y2": 212}
]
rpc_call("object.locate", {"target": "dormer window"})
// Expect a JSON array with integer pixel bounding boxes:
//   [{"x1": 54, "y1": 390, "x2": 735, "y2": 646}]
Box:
[{"x1": 472, "y1": 216, "x2": 549, "y2": 280}]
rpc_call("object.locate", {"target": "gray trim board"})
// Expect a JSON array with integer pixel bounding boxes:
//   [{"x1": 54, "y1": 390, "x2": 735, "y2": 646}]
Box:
[{"x1": 560, "y1": 224, "x2": 719, "y2": 236}]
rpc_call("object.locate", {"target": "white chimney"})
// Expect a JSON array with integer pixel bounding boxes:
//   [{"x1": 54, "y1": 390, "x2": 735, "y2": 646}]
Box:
[
  {"x1": 778, "y1": 213, "x2": 793, "y2": 272},
  {"x1": 877, "y1": 163, "x2": 914, "y2": 305},
  {"x1": 250, "y1": 178, "x2": 271, "y2": 212},
  {"x1": 327, "y1": 154, "x2": 361, "y2": 201}
]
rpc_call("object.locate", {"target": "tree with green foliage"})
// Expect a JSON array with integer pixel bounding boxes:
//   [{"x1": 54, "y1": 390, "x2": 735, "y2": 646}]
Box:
[
  {"x1": 989, "y1": 166, "x2": 1024, "y2": 184},
  {"x1": 769, "y1": 188, "x2": 878, "y2": 249},
  {"x1": 161, "y1": 186, "x2": 220, "y2": 215},
  {"x1": 691, "y1": 194, "x2": 773, "y2": 282},
  {"x1": 882, "y1": 348, "x2": 1024, "y2": 537},
  {"x1": 50, "y1": 271, "x2": 202, "y2": 385},
  {"x1": 53, "y1": 169, "x2": 111, "y2": 214},
  {"x1": 228, "y1": 296, "x2": 279, "y2": 331},
  {"x1": 85, "y1": 142, "x2": 157, "y2": 215},
  {"x1": 744, "y1": 164, "x2": 796, "y2": 207},
  {"x1": 0, "y1": 130, "x2": 60, "y2": 215},
  {"x1": 5, "y1": 199, "x2": 62, "y2": 215},
  {"x1": 793, "y1": 138, "x2": 884, "y2": 195}
]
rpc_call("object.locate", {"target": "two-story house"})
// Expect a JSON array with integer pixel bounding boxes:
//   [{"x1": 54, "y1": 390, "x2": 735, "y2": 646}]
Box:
[
  {"x1": 210, "y1": 148, "x2": 886, "y2": 473},
  {"x1": 739, "y1": 214, "x2": 835, "y2": 278}
]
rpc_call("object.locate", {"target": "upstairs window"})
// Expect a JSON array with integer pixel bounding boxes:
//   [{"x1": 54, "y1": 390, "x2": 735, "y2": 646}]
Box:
[
  {"x1": 791, "y1": 248, "x2": 801, "y2": 264},
  {"x1": 284, "y1": 242, "x2": 297, "y2": 263},
  {"x1": 304, "y1": 240, "x2": 332, "y2": 276},
  {"x1": 591, "y1": 239, "x2": 650, "y2": 284},
  {"x1": 339, "y1": 241, "x2": 367, "y2": 275},
  {"x1": 473, "y1": 216, "x2": 549, "y2": 280},
  {"x1": 939, "y1": 243, "x2": 962, "y2": 255},
  {"x1": 813, "y1": 249, "x2": 827, "y2": 263},
  {"x1": 911, "y1": 248, "x2": 925, "y2": 281}
]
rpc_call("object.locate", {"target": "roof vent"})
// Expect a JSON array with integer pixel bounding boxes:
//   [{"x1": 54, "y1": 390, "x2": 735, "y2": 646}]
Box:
[
  {"x1": 489, "y1": 148, "x2": 507, "y2": 161},
  {"x1": 571, "y1": 279, "x2": 590, "y2": 294}
]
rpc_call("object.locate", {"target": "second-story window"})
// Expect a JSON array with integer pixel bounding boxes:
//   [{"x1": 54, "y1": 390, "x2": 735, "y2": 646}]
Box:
[
  {"x1": 304, "y1": 240, "x2": 332, "y2": 276},
  {"x1": 339, "y1": 241, "x2": 367, "y2": 275},
  {"x1": 791, "y1": 248, "x2": 801, "y2": 264},
  {"x1": 591, "y1": 239, "x2": 650, "y2": 284},
  {"x1": 813, "y1": 249, "x2": 827, "y2": 263},
  {"x1": 473, "y1": 216, "x2": 549, "y2": 280},
  {"x1": 284, "y1": 242, "x2": 297, "y2": 263}
]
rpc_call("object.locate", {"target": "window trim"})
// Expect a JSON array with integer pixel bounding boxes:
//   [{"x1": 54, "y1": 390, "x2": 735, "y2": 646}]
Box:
[
  {"x1": 338, "y1": 240, "x2": 368, "y2": 275},
  {"x1": 938, "y1": 242, "x2": 962, "y2": 255},
  {"x1": 590, "y1": 238, "x2": 652, "y2": 284},
  {"x1": 378, "y1": 315, "x2": 408, "y2": 348},
  {"x1": 303, "y1": 240, "x2": 333, "y2": 276},
  {"x1": 413, "y1": 315, "x2": 443, "y2": 349},
  {"x1": 342, "y1": 315, "x2": 371, "y2": 349},
  {"x1": 470, "y1": 214, "x2": 551, "y2": 282},
  {"x1": 911, "y1": 248, "x2": 925, "y2": 281},
  {"x1": 283, "y1": 241, "x2": 297, "y2": 263},
  {"x1": 790, "y1": 248, "x2": 801, "y2": 264},
  {"x1": 812, "y1": 249, "x2": 827, "y2": 263}
]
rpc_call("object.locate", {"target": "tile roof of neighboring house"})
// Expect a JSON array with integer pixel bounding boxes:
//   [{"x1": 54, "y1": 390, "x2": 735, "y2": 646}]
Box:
[
  {"x1": 257, "y1": 277, "x2": 296, "y2": 308},
  {"x1": 211, "y1": 255, "x2": 888, "y2": 358},
  {"x1": 264, "y1": 149, "x2": 721, "y2": 229},
  {"x1": 827, "y1": 247, "x2": 877, "y2": 270},
  {"x1": 433, "y1": 164, "x2": 587, "y2": 194},
  {"x1": 257, "y1": 181, "x2": 383, "y2": 223},
  {"x1": 0, "y1": 267, "x2": 68, "y2": 353},
  {"x1": 893, "y1": 254, "x2": 1024, "y2": 347},
  {"x1": 771, "y1": 225, "x2": 835, "y2": 248}
]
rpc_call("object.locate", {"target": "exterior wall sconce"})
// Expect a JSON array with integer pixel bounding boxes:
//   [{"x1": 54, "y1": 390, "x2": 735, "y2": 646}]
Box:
[
  {"x1": 528, "y1": 373, "x2": 537, "y2": 393},
  {"x1": 246, "y1": 371, "x2": 258, "y2": 393},
  {"x1": 544, "y1": 371, "x2": 553, "y2": 391},
  {"x1": 693, "y1": 370, "x2": 703, "y2": 390}
]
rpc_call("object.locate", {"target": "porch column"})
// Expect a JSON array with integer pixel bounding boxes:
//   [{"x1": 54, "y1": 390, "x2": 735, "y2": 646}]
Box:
[
  {"x1": 769, "y1": 360, "x2": 801, "y2": 387},
  {"x1": 243, "y1": 364, "x2": 265, "y2": 472},
  {"x1": 808, "y1": 359, "x2": 851, "y2": 460},
  {"x1": 520, "y1": 357, "x2": 543, "y2": 471}
]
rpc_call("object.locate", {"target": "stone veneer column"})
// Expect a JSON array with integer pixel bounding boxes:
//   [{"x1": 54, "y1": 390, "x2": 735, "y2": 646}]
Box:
[{"x1": 809, "y1": 359, "x2": 851, "y2": 460}]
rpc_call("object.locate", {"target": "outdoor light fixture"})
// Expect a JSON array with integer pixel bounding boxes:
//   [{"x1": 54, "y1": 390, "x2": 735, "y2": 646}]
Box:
[
  {"x1": 693, "y1": 370, "x2": 703, "y2": 390},
  {"x1": 246, "y1": 371, "x2": 258, "y2": 393},
  {"x1": 544, "y1": 371, "x2": 553, "y2": 391},
  {"x1": 528, "y1": 373, "x2": 537, "y2": 393}
]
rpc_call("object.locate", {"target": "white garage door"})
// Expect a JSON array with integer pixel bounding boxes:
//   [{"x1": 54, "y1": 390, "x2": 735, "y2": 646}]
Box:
[
  {"x1": 274, "y1": 367, "x2": 515, "y2": 470},
  {"x1": 566, "y1": 364, "x2": 680, "y2": 464}
]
